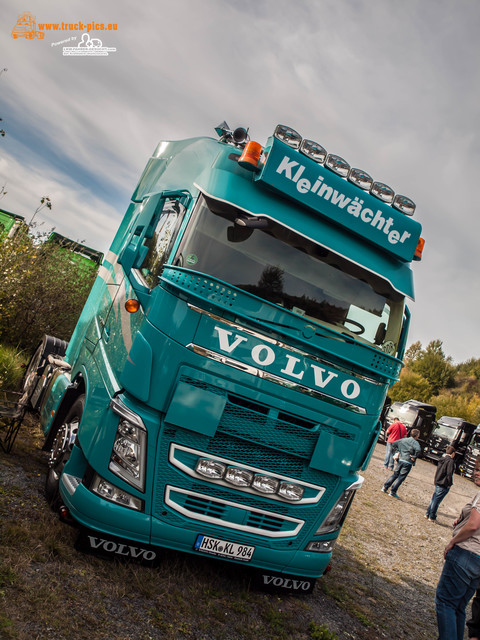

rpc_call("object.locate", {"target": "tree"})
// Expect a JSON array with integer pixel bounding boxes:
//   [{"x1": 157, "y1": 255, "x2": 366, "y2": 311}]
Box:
[
  {"x1": 429, "y1": 390, "x2": 480, "y2": 425},
  {"x1": 406, "y1": 340, "x2": 455, "y2": 396},
  {"x1": 404, "y1": 341, "x2": 423, "y2": 366},
  {"x1": 389, "y1": 367, "x2": 433, "y2": 403},
  {"x1": 456, "y1": 358, "x2": 480, "y2": 381}
]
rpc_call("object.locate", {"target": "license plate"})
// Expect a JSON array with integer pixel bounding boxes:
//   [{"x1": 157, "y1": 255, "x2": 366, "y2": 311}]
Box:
[{"x1": 194, "y1": 534, "x2": 254, "y2": 562}]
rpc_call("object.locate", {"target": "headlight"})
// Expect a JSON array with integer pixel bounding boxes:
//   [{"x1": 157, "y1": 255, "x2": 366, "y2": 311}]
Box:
[
  {"x1": 314, "y1": 477, "x2": 363, "y2": 535},
  {"x1": 108, "y1": 399, "x2": 147, "y2": 492}
]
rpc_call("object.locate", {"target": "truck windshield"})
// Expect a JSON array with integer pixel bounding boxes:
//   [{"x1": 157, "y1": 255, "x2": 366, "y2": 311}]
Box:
[
  {"x1": 390, "y1": 406, "x2": 417, "y2": 427},
  {"x1": 433, "y1": 423, "x2": 457, "y2": 439},
  {"x1": 173, "y1": 195, "x2": 405, "y2": 351}
]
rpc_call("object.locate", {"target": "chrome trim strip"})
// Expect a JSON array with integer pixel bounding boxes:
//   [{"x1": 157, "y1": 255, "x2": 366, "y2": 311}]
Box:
[
  {"x1": 164, "y1": 485, "x2": 304, "y2": 538},
  {"x1": 169, "y1": 443, "x2": 325, "y2": 505},
  {"x1": 186, "y1": 343, "x2": 366, "y2": 414},
  {"x1": 187, "y1": 303, "x2": 381, "y2": 385}
]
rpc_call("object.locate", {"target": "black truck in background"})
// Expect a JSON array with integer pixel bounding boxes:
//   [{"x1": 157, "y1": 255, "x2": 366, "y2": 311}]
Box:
[
  {"x1": 424, "y1": 416, "x2": 477, "y2": 472},
  {"x1": 459, "y1": 426, "x2": 480, "y2": 479},
  {"x1": 378, "y1": 399, "x2": 437, "y2": 454}
]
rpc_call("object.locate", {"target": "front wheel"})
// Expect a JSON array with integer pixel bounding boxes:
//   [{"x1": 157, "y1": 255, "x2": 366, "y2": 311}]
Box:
[{"x1": 45, "y1": 395, "x2": 84, "y2": 508}]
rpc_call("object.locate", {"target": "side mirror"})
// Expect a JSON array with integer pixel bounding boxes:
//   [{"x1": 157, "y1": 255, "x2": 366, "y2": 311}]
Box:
[{"x1": 227, "y1": 225, "x2": 253, "y2": 243}]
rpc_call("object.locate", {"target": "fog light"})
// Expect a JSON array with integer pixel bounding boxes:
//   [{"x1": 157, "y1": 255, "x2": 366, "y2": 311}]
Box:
[
  {"x1": 91, "y1": 475, "x2": 144, "y2": 511},
  {"x1": 225, "y1": 466, "x2": 254, "y2": 487},
  {"x1": 274, "y1": 125, "x2": 302, "y2": 149},
  {"x1": 371, "y1": 181, "x2": 394, "y2": 204},
  {"x1": 196, "y1": 459, "x2": 226, "y2": 479},
  {"x1": 300, "y1": 139, "x2": 327, "y2": 164},
  {"x1": 392, "y1": 194, "x2": 416, "y2": 216},
  {"x1": 306, "y1": 540, "x2": 335, "y2": 553},
  {"x1": 325, "y1": 154, "x2": 350, "y2": 177},
  {"x1": 348, "y1": 168, "x2": 373, "y2": 191},
  {"x1": 253, "y1": 475, "x2": 279, "y2": 494},
  {"x1": 278, "y1": 482, "x2": 304, "y2": 501}
]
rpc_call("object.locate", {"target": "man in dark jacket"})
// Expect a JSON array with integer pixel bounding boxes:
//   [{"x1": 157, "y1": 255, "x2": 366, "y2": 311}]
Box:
[{"x1": 425, "y1": 445, "x2": 456, "y2": 522}]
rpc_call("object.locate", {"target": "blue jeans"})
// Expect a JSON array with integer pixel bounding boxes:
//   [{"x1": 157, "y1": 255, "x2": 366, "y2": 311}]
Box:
[
  {"x1": 426, "y1": 485, "x2": 450, "y2": 521},
  {"x1": 435, "y1": 545, "x2": 480, "y2": 640},
  {"x1": 383, "y1": 460, "x2": 412, "y2": 494},
  {"x1": 383, "y1": 442, "x2": 395, "y2": 469}
]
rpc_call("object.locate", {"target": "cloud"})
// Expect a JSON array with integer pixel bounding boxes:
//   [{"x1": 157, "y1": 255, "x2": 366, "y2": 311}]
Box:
[{"x1": 1, "y1": 0, "x2": 480, "y2": 363}]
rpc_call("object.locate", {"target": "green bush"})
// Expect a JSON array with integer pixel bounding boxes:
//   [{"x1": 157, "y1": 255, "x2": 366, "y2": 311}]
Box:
[{"x1": 0, "y1": 228, "x2": 97, "y2": 352}]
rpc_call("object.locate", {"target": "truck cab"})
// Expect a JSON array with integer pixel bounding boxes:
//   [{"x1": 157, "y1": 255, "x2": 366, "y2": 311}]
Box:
[
  {"x1": 460, "y1": 426, "x2": 480, "y2": 478},
  {"x1": 31, "y1": 123, "x2": 424, "y2": 593},
  {"x1": 425, "y1": 416, "x2": 476, "y2": 469},
  {"x1": 379, "y1": 399, "x2": 436, "y2": 452}
]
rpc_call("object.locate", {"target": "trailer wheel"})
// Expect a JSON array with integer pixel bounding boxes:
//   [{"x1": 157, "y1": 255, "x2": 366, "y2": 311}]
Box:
[
  {"x1": 19, "y1": 342, "x2": 45, "y2": 407},
  {"x1": 20, "y1": 335, "x2": 68, "y2": 410},
  {"x1": 45, "y1": 395, "x2": 84, "y2": 508}
]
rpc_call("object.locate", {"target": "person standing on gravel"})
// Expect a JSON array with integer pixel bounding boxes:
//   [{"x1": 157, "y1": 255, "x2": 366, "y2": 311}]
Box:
[
  {"x1": 425, "y1": 445, "x2": 456, "y2": 523},
  {"x1": 435, "y1": 457, "x2": 480, "y2": 640},
  {"x1": 467, "y1": 588, "x2": 480, "y2": 640},
  {"x1": 381, "y1": 429, "x2": 421, "y2": 498},
  {"x1": 383, "y1": 416, "x2": 407, "y2": 470}
]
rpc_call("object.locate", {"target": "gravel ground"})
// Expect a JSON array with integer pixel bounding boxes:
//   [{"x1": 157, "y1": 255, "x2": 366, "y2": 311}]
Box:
[{"x1": 0, "y1": 421, "x2": 477, "y2": 640}]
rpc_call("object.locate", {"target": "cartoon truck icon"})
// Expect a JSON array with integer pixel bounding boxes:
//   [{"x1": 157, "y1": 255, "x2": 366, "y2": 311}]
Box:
[{"x1": 11, "y1": 12, "x2": 44, "y2": 40}]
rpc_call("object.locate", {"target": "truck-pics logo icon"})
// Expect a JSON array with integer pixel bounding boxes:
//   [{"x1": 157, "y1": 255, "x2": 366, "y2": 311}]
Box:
[
  {"x1": 63, "y1": 33, "x2": 117, "y2": 56},
  {"x1": 11, "y1": 12, "x2": 44, "y2": 39}
]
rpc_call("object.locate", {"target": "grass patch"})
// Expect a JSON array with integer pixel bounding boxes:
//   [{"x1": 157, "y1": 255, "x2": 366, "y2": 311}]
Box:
[
  {"x1": 0, "y1": 344, "x2": 27, "y2": 391},
  {"x1": 308, "y1": 622, "x2": 339, "y2": 639}
]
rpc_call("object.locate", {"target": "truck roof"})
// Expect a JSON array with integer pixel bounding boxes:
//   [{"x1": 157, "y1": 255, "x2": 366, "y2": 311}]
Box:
[{"x1": 132, "y1": 135, "x2": 419, "y2": 299}]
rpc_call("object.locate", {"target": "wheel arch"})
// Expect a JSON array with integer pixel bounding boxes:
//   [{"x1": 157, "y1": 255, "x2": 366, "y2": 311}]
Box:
[{"x1": 42, "y1": 374, "x2": 86, "y2": 451}]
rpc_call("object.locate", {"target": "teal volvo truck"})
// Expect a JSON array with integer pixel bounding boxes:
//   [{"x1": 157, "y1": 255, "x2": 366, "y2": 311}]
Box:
[{"x1": 26, "y1": 123, "x2": 424, "y2": 592}]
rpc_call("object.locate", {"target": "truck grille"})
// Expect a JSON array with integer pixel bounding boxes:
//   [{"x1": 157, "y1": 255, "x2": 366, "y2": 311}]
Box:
[
  {"x1": 153, "y1": 375, "x2": 342, "y2": 546},
  {"x1": 165, "y1": 486, "x2": 303, "y2": 537}
]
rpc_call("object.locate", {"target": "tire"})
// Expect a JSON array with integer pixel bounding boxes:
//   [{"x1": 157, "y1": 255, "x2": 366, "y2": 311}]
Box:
[
  {"x1": 45, "y1": 395, "x2": 84, "y2": 508},
  {"x1": 20, "y1": 336, "x2": 68, "y2": 410}
]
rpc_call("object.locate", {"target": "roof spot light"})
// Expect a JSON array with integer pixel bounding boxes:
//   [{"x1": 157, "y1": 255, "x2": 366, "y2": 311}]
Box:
[
  {"x1": 325, "y1": 154, "x2": 350, "y2": 177},
  {"x1": 274, "y1": 124, "x2": 302, "y2": 149},
  {"x1": 370, "y1": 181, "x2": 395, "y2": 204},
  {"x1": 300, "y1": 139, "x2": 327, "y2": 164},
  {"x1": 348, "y1": 168, "x2": 373, "y2": 191},
  {"x1": 393, "y1": 194, "x2": 416, "y2": 216}
]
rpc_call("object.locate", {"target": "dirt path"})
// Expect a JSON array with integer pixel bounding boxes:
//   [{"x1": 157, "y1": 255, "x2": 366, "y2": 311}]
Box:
[{"x1": 0, "y1": 423, "x2": 477, "y2": 640}]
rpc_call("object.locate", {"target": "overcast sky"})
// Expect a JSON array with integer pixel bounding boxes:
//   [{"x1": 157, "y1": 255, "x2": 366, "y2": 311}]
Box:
[{"x1": 1, "y1": 0, "x2": 479, "y2": 364}]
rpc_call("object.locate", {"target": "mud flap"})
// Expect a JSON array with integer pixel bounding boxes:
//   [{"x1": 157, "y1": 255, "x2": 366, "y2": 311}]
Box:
[
  {"x1": 252, "y1": 569, "x2": 316, "y2": 594},
  {"x1": 75, "y1": 527, "x2": 161, "y2": 567}
]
